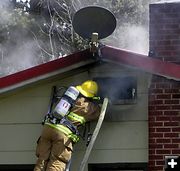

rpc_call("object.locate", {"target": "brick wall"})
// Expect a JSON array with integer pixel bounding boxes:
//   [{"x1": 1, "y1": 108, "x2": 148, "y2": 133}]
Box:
[{"x1": 149, "y1": 2, "x2": 180, "y2": 171}]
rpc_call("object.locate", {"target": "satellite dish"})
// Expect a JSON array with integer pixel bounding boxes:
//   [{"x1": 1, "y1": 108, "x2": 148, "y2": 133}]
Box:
[{"x1": 72, "y1": 6, "x2": 116, "y2": 40}]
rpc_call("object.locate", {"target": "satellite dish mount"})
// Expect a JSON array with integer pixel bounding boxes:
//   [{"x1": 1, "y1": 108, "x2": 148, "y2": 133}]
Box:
[{"x1": 72, "y1": 6, "x2": 116, "y2": 55}]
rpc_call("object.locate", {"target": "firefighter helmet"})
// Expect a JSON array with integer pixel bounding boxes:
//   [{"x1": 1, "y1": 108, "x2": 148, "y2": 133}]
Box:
[{"x1": 76, "y1": 80, "x2": 98, "y2": 98}]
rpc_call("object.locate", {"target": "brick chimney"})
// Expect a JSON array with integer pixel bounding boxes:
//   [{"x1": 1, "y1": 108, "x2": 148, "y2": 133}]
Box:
[{"x1": 149, "y1": 2, "x2": 180, "y2": 171}]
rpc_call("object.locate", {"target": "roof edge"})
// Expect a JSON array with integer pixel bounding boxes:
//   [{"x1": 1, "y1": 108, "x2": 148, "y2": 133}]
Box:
[
  {"x1": 101, "y1": 45, "x2": 180, "y2": 81},
  {"x1": 0, "y1": 49, "x2": 92, "y2": 90},
  {"x1": 0, "y1": 59, "x2": 95, "y2": 94}
]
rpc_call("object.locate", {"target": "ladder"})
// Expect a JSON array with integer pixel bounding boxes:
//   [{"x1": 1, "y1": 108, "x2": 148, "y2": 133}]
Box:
[{"x1": 65, "y1": 97, "x2": 109, "y2": 171}]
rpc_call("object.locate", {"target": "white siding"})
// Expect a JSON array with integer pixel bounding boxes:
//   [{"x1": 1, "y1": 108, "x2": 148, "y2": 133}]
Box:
[
  {"x1": 71, "y1": 63, "x2": 150, "y2": 171},
  {"x1": 0, "y1": 63, "x2": 150, "y2": 171},
  {"x1": 0, "y1": 71, "x2": 89, "y2": 164}
]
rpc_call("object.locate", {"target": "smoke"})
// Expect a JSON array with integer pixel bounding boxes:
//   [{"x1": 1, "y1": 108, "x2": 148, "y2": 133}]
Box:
[
  {"x1": 0, "y1": 40, "x2": 39, "y2": 76},
  {"x1": 0, "y1": 1, "x2": 42, "y2": 77},
  {"x1": 0, "y1": 0, "x2": 159, "y2": 77},
  {"x1": 74, "y1": 0, "x2": 156, "y2": 55},
  {"x1": 0, "y1": 0, "x2": 10, "y2": 8},
  {"x1": 103, "y1": 24, "x2": 149, "y2": 55},
  {"x1": 119, "y1": 25, "x2": 149, "y2": 54}
]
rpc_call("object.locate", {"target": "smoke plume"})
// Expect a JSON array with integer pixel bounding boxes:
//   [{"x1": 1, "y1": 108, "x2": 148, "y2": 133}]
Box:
[
  {"x1": 103, "y1": 24, "x2": 149, "y2": 54},
  {"x1": 0, "y1": 1, "x2": 42, "y2": 77},
  {"x1": 75, "y1": 0, "x2": 158, "y2": 55},
  {"x1": 0, "y1": 0, "x2": 160, "y2": 77}
]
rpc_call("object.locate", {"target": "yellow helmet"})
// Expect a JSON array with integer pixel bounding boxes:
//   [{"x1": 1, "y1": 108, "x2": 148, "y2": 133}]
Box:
[{"x1": 76, "y1": 80, "x2": 98, "y2": 98}]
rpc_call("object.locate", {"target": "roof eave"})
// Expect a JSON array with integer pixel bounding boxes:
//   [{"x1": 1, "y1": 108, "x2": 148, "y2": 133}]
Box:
[
  {"x1": 101, "y1": 45, "x2": 180, "y2": 81},
  {"x1": 0, "y1": 49, "x2": 95, "y2": 94},
  {"x1": 0, "y1": 59, "x2": 95, "y2": 94}
]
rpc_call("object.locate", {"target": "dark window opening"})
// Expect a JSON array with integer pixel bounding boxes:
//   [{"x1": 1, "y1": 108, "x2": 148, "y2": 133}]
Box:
[
  {"x1": 89, "y1": 163, "x2": 147, "y2": 171},
  {"x1": 0, "y1": 165, "x2": 34, "y2": 171},
  {"x1": 94, "y1": 77, "x2": 137, "y2": 104}
]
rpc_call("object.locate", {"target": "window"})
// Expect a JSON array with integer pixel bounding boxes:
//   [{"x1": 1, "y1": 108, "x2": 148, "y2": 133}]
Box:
[
  {"x1": 89, "y1": 163, "x2": 147, "y2": 171},
  {"x1": 94, "y1": 77, "x2": 137, "y2": 104}
]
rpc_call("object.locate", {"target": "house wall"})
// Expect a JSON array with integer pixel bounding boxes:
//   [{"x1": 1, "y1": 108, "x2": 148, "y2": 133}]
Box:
[
  {"x1": 71, "y1": 63, "x2": 150, "y2": 171},
  {"x1": 0, "y1": 62, "x2": 150, "y2": 170},
  {"x1": 149, "y1": 2, "x2": 180, "y2": 171},
  {"x1": 0, "y1": 70, "x2": 89, "y2": 164}
]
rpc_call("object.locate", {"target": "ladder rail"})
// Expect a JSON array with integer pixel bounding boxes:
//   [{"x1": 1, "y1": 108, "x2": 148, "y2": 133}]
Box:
[
  {"x1": 79, "y1": 97, "x2": 109, "y2": 171},
  {"x1": 65, "y1": 98, "x2": 108, "y2": 171}
]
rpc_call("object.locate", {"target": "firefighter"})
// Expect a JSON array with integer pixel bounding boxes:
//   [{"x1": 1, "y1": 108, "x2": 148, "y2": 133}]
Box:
[{"x1": 34, "y1": 80, "x2": 100, "y2": 171}]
